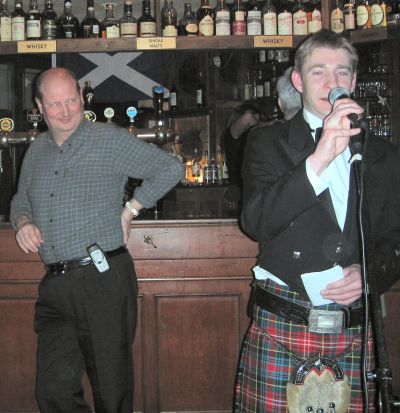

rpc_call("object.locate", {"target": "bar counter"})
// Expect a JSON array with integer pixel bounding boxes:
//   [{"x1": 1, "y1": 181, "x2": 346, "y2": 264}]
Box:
[{"x1": 0, "y1": 218, "x2": 258, "y2": 413}]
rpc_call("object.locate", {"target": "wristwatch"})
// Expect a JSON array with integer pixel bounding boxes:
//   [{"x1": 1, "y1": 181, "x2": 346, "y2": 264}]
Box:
[{"x1": 125, "y1": 201, "x2": 141, "y2": 218}]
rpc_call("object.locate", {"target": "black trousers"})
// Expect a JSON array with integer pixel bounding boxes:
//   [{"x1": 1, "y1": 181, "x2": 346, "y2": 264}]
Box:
[{"x1": 34, "y1": 250, "x2": 138, "y2": 413}]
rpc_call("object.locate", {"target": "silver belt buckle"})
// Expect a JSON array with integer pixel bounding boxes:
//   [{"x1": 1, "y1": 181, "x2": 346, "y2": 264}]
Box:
[{"x1": 308, "y1": 309, "x2": 343, "y2": 334}]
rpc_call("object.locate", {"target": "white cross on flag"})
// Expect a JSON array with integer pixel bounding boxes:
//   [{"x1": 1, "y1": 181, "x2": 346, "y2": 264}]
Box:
[{"x1": 55, "y1": 52, "x2": 170, "y2": 102}]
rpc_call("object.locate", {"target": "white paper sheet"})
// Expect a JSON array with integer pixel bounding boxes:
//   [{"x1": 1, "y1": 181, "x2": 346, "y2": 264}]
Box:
[{"x1": 301, "y1": 266, "x2": 344, "y2": 306}]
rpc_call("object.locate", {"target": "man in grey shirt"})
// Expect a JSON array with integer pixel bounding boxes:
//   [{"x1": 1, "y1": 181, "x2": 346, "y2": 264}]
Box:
[{"x1": 10, "y1": 67, "x2": 184, "y2": 413}]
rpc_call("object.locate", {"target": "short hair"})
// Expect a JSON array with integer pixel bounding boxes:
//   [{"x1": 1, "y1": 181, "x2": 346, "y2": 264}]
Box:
[
  {"x1": 294, "y1": 29, "x2": 358, "y2": 75},
  {"x1": 34, "y1": 67, "x2": 81, "y2": 101},
  {"x1": 276, "y1": 67, "x2": 302, "y2": 120}
]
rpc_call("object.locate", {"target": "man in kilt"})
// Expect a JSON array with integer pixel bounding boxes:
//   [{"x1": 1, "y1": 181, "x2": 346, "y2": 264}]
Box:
[{"x1": 235, "y1": 30, "x2": 400, "y2": 412}]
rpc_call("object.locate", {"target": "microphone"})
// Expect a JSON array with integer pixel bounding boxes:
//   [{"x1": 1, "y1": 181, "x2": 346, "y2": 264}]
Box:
[
  {"x1": 328, "y1": 87, "x2": 365, "y2": 159},
  {"x1": 328, "y1": 87, "x2": 367, "y2": 130}
]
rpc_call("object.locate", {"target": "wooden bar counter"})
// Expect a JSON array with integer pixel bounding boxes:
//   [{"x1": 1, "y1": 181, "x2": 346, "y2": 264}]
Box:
[
  {"x1": 1, "y1": 218, "x2": 399, "y2": 412},
  {"x1": 0, "y1": 219, "x2": 258, "y2": 413}
]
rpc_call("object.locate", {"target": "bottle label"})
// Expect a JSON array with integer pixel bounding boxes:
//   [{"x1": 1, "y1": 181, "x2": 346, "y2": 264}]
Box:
[
  {"x1": 26, "y1": 20, "x2": 41, "y2": 39},
  {"x1": 308, "y1": 9, "x2": 322, "y2": 33},
  {"x1": 11, "y1": 17, "x2": 25, "y2": 41},
  {"x1": 199, "y1": 15, "x2": 214, "y2": 36},
  {"x1": 370, "y1": 3, "x2": 384, "y2": 26},
  {"x1": 215, "y1": 10, "x2": 230, "y2": 35},
  {"x1": 277, "y1": 12, "x2": 293, "y2": 35},
  {"x1": 140, "y1": 21, "x2": 156, "y2": 37},
  {"x1": 42, "y1": 19, "x2": 57, "y2": 39},
  {"x1": 0, "y1": 17, "x2": 12, "y2": 41},
  {"x1": 247, "y1": 10, "x2": 262, "y2": 35},
  {"x1": 196, "y1": 89, "x2": 203, "y2": 104},
  {"x1": 185, "y1": 23, "x2": 198, "y2": 35},
  {"x1": 121, "y1": 22, "x2": 138, "y2": 36},
  {"x1": 235, "y1": 10, "x2": 245, "y2": 20},
  {"x1": 169, "y1": 92, "x2": 177, "y2": 106},
  {"x1": 331, "y1": 9, "x2": 344, "y2": 32},
  {"x1": 356, "y1": 5, "x2": 369, "y2": 26},
  {"x1": 106, "y1": 25, "x2": 120, "y2": 38},
  {"x1": 232, "y1": 19, "x2": 246, "y2": 35},
  {"x1": 163, "y1": 25, "x2": 177, "y2": 36},
  {"x1": 293, "y1": 10, "x2": 308, "y2": 34},
  {"x1": 263, "y1": 12, "x2": 277, "y2": 35}
]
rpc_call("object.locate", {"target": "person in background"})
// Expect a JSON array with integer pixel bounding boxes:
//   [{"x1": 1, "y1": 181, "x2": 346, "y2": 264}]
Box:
[
  {"x1": 275, "y1": 66, "x2": 303, "y2": 120},
  {"x1": 221, "y1": 103, "x2": 261, "y2": 190},
  {"x1": 235, "y1": 30, "x2": 400, "y2": 413},
  {"x1": 10, "y1": 67, "x2": 184, "y2": 413}
]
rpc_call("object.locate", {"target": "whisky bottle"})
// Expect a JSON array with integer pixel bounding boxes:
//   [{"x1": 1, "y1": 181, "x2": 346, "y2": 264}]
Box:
[
  {"x1": 138, "y1": 0, "x2": 156, "y2": 37},
  {"x1": 307, "y1": 0, "x2": 322, "y2": 33},
  {"x1": 277, "y1": 2, "x2": 293, "y2": 34},
  {"x1": 196, "y1": 71, "x2": 206, "y2": 109},
  {"x1": 178, "y1": 3, "x2": 198, "y2": 35},
  {"x1": 81, "y1": 0, "x2": 100, "y2": 38},
  {"x1": 344, "y1": 0, "x2": 356, "y2": 29},
  {"x1": 26, "y1": 0, "x2": 41, "y2": 40},
  {"x1": 191, "y1": 148, "x2": 202, "y2": 184},
  {"x1": 11, "y1": 1, "x2": 25, "y2": 41},
  {"x1": 356, "y1": 0, "x2": 371, "y2": 28},
  {"x1": 41, "y1": 0, "x2": 57, "y2": 40},
  {"x1": 57, "y1": 0, "x2": 80, "y2": 38},
  {"x1": 331, "y1": 0, "x2": 344, "y2": 32},
  {"x1": 215, "y1": 0, "x2": 231, "y2": 35},
  {"x1": 292, "y1": 0, "x2": 308, "y2": 34},
  {"x1": 247, "y1": 0, "x2": 262, "y2": 35},
  {"x1": 100, "y1": 3, "x2": 120, "y2": 38},
  {"x1": 262, "y1": 0, "x2": 277, "y2": 35},
  {"x1": 197, "y1": 0, "x2": 214, "y2": 36},
  {"x1": 370, "y1": 0, "x2": 386, "y2": 26},
  {"x1": 161, "y1": 0, "x2": 177, "y2": 36},
  {"x1": 231, "y1": 0, "x2": 247, "y2": 36},
  {"x1": 0, "y1": 0, "x2": 11, "y2": 41},
  {"x1": 120, "y1": 0, "x2": 137, "y2": 37},
  {"x1": 169, "y1": 81, "x2": 178, "y2": 110},
  {"x1": 256, "y1": 69, "x2": 264, "y2": 99}
]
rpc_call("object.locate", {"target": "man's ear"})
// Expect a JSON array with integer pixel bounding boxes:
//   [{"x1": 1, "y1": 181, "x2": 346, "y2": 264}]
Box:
[
  {"x1": 35, "y1": 98, "x2": 42, "y2": 114},
  {"x1": 291, "y1": 69, "x2": 303, "y2": 94}
]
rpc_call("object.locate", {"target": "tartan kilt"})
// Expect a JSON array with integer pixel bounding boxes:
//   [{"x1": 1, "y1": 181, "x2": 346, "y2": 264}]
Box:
[{"x1": 234, "y1": 280, "x2": 376, "y2": 413}]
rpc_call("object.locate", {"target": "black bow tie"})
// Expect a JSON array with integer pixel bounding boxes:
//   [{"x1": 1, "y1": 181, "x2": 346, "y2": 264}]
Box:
[{"x1": 314, "y1": 127, "x2": 323, "y2": 144}]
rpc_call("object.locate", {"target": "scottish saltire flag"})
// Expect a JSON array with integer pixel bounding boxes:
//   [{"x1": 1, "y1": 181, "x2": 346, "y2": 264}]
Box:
[{"x1": 54, "y1": 52, "x2": 169, "y2": 102}]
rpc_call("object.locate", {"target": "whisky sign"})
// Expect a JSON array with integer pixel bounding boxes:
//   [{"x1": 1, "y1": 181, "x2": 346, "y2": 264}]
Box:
[
  {"x1": 18, "y1": 40, "x2": 56, "y2": 54},
  {"x1": 137, "y1": 37, "x2": 176, "y2": 50},
  {"x1": 253, "y1": 36, "x2": 293, "y2": 48}
]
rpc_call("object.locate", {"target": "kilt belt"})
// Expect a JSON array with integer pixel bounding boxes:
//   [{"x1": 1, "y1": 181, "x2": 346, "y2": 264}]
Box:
[{"x1": 253, "y1": 285, "x2": 364, "y2": 333}]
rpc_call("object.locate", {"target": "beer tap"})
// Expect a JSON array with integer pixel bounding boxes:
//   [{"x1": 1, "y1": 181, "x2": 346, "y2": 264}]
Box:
[{"x1": 0, "y1": 117, "x2": 14, "y2": 174}]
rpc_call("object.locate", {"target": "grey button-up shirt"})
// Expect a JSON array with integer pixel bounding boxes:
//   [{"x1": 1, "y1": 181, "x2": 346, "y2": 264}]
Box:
[{"x1": 10, "y1": 120, "x2": 184, "y2": 263}]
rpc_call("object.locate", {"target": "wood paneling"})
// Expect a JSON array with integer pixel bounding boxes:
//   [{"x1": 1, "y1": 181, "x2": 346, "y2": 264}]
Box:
[{"x1": 0, "y1": 220, "x2": 256, "y2": 413}]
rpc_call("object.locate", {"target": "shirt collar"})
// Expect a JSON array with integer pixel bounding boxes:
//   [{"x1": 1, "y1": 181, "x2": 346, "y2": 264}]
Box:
[{"x1": 303, "y1": 108, "x2": 323, "y2": 139}]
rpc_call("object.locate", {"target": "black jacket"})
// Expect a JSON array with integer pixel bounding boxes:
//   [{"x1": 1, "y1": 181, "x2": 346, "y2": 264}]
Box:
[{"x1": 241, "y1": 111, "x2": 400, "y2": 297}]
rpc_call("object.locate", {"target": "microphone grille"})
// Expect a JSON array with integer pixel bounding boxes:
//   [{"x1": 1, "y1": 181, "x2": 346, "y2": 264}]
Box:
[{"x1": 328, "y1": 87, "x2": 350, "y2": 105}]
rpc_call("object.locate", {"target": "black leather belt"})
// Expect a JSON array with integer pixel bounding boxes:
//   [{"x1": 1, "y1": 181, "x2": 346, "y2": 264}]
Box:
[
  {"x1": 45, "y1": 246, "x2": 126, "y2": 275},
  {"x1": 253, "y1": 285, "x2": 364, "y2": 329}
]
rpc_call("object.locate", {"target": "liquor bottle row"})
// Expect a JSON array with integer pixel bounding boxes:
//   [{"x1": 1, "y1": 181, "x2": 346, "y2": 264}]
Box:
[
  {"x1": 184, "y1": 148, "x2": 229, "y2": 185},
  {"x1": 0, "y1": 0, "x2": 152, "y2": 40},
  {"x1": 0, "y1": 0, "x2": 321, "y2": 41},
  {"x1": 330, "y1": 0, "x2": 390, "y2": 32}
]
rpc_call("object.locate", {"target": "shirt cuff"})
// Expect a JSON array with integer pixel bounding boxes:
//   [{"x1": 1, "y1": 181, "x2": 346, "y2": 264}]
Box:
[{"x1": 306, "y1": 157, "x2": 329, "y2": 196}]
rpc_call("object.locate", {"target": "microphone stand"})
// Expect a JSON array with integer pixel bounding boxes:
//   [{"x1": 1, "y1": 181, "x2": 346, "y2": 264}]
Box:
[{"x1": 350, "y1": 127, "x2": 395, "y2": 413}]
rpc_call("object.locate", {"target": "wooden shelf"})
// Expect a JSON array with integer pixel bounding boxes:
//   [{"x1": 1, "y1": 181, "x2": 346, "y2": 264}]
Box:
[{"x1": 0, "y1": 29, "x2": 396, "y2": 56}]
